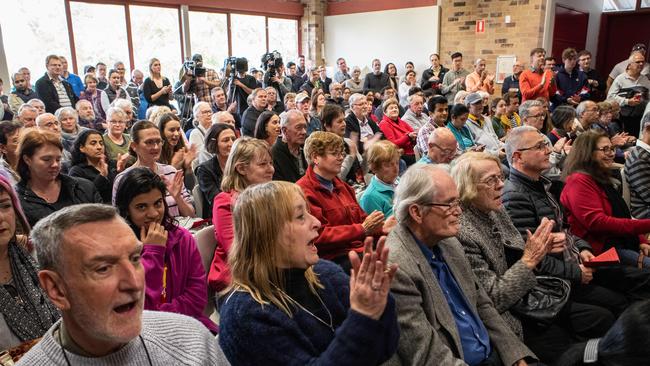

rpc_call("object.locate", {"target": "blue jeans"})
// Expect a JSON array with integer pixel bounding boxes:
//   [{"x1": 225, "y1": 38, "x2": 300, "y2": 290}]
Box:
[{"x1": 616, "y1": 248, "x2": 650, "y2": 268}]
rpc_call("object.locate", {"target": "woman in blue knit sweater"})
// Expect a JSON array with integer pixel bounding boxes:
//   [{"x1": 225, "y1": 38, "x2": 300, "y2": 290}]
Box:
[{"x1": 219, "y1": 181, "x2": 399, "y2": 365}]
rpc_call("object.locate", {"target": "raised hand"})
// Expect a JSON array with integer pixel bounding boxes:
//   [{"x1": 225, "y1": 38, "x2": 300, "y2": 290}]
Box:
[
  {"x1": 183, "y1": 144, "x2": 198, "y2": 169},
  {"x1": 348, "y1": 237, "x2": 398, "y2": 320},
  {"x1": 140, "y1": 222, "x2": 168, "y2": 247},
  {"x1": 116, "y1": 153, "x2": 130, "y2": 173},
  {"x1": 97, "y1": 155, "x2": 109, "y2": 177},
  {"x1": 163, "y1": 170, "x2": 184, "y2": 200},
  {"x1": 362, "y1": 211, "x2": 385, "y2": 235}
]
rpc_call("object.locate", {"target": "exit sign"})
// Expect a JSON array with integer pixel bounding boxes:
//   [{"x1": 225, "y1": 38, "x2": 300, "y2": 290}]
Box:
[{"x1": 476, "y1": 19, "x2": 486, "y2": 33}]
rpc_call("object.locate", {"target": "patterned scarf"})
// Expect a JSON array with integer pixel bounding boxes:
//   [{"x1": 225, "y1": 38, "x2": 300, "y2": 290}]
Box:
[
  {"x1": 500, "y1": 113, "x2": 522, "y2": 131},
  {"x1": 0, "y1": 241, "x2": 60, "y2": 341}
]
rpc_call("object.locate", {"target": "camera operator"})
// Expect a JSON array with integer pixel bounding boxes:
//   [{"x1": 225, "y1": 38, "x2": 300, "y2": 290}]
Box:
[
  {"x1": 227, "y1": 57, "x2": 258, "y2": 118},
  {"x1": 262, "y1": 53, "x2": 292, "y2": 102},
  {"x1": 181, "y1": 54, "x2": 220, "y2": 104}
]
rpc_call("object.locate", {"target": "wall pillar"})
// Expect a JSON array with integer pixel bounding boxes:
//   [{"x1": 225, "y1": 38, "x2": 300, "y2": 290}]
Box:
[{"x1": 301, "y1": 0, "x2": 326, "y2": 67}]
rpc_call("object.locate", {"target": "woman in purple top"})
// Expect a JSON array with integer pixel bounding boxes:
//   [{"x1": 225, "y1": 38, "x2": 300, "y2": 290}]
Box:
[
  {"x1": 114, "y1": 166, "x2": 218, "y2": 333},
  {"x1": 79, "y1": 73, "x2": 103, "y2": 118}
]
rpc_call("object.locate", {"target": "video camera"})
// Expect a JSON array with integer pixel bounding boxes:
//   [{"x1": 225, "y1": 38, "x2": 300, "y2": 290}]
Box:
[
  {"x1": 183, "y1": 60, "x2": 206, "y2": 78},
  {"x1": 223, "y1": 57, "x2": 249, "y2": 78},
  {"x1": 261, "y1": 51, "x2": 283, "y2": 79}
]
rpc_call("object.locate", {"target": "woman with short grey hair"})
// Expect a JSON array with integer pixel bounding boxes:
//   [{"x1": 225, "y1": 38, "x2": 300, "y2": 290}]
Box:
[{"x1": 55, "y1": 106, "x2": 87, "y2": 153}]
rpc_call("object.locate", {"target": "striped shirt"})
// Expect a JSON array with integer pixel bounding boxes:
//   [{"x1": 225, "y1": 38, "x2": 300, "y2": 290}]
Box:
[
  {"x1": 112, "y1": 162, "x2": 194, "y2": 218},
  {"x1": 51, "y1": 77, "x2": 72, "y2": 108},
  {"x1": 624, "y1": 141, "x2": 650, "y2": 219}
]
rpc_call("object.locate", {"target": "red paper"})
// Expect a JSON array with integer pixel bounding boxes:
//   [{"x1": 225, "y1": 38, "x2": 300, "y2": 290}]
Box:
[{"x1": 584, "y1": 247, "x2": 620, "y2": 267}]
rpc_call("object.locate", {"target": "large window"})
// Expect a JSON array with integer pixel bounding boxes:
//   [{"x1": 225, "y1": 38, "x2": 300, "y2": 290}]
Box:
[
  {"x1": 70, "y1": 2, "x2": 130, "y2": 75},
  {"x1": 231, "y1": 14, "x2": 266, "y2": 71},
  {"x1": 0, "y1": 0, "x2": 71, "y2": 79},
  {"x1": 602, "y1": 0, "x2": 636, "y2": 11},
  {"x1": 268, "y1": 18, "x2": 299, "y2": 66},
  {"x1": 188, "y1": 11, "x2": 229, "y2": 71},
  {"x1": 130, "y1": 5, "x2": 182, "y2": 83}
]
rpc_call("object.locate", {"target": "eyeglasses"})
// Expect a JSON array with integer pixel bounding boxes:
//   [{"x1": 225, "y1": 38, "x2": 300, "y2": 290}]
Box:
[
  {"x1": 143, "y1": 139, "x2": 163, "y2": 147},
  {"x1": 595, "y1": 145, "x2": 615, "y2": 154},
  {"x1": 109, "y1": 120, "x2": 126, "y2": 125},
  {"x1": 327, "y1": 150, "x2": 346, "y2": 158},
  {"x1": 527, "y1": 114, "x2": 545, "y2": 120},
  {"x1": 422, "y1": 199, "x2": 461, "y2": 214},
  {"x1": 478, "y1": 174, "x2": 505, "y2": 188},
  {"x1": 517, "y1": 140, "x2": 550, "y2": 152},
  {"x1": 430, "y1": 142, "x2": 456, "y2": 156}
]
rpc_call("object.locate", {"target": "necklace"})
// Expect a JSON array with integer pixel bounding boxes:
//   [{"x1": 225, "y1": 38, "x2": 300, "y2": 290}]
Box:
[{"x1": 280, "y1": 289, "x2": 335, "y2": 333}]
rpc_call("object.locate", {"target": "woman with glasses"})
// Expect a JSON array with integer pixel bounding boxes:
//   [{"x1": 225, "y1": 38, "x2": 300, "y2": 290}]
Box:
[
  {"x1": 102, "y1": 107, "x2": 132, "y2": 161},
  {"x1": 112, "y1": 120, "x2": 195, "y2": 218},
  {"x1": 561, "y1": 130, "x2": 650, "y2": 268},
  {"x1": 297, "y1": 132, "x2": 395, "y2": 273},
  {"x1": 321, "y1": 104, "x2": 365, "y2": 187},
  {"x1": 452, "y1": 151, "x2": 617, "y2": 364}
]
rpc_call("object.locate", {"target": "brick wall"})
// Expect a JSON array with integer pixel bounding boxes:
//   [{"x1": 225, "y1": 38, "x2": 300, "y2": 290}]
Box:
[
  {"x1": 439, "y1": 0, "x2": 548, "y2": 94},
  {"x1": 301, "y1": 0, "x2": 327, "y2": 66}
]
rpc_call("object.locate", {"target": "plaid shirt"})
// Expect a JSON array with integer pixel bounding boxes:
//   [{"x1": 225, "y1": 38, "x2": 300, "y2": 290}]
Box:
[{"x1": 194, "y1": 68, "x2": 219, "y2": 103}]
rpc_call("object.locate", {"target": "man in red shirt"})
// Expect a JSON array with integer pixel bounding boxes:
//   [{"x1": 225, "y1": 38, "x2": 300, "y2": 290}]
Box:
[{"x1": 519, "y1": 48, "x2": 556, "y2": 102}]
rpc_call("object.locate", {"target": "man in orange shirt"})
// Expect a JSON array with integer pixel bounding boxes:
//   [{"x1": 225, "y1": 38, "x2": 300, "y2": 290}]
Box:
[
  {"x1": 466, "y1": 58, "x2": 495, "y2": 95},
  {"x1": 519, "y1": 48, "x2": 556, "y2": 102}
]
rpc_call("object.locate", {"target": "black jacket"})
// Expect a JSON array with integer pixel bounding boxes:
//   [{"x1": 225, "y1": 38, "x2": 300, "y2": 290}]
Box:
[
  {"x1": 420, "y1": 66, "x2": 449, "y2": 93},
  {"x1": 16, "y1": 174, "x2": 102, "y2": 226},
  {"x1": 241, "y1": 106, "x2": 264, "y2": 137},
  {"x1": 195, "y1": 156, "x2": 223, "y2": 219},
  {"x1": 34, "y1": 73, "x2": 79, "y2": 114},
  {"x1": 362, "y1": 72, "x2": 390, "y2": 94},
  {"x1": 502, "y1": 168, "x2": 586, "y2": 283},
  {"x1": 344, "y1": 113, "x2": 380, "y2": 154},
  {"x1": 272, "y1": 139, "x2": 307, "y2": 183},
  {"x1": 68, "y1": 160, "x2": 117, "y2": 203}
]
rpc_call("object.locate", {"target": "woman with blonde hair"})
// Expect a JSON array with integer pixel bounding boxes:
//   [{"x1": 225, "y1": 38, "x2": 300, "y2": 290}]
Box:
[
  {"x1": 360, "y1": 140, "x2": 401, "y2": 216},
  {"x1": 297, "y1": 132, "x2": 394, "y2": 272},
  {"x1": 208, "y1": 137, "x2": 275, "y2": 293},
  {"x1": 218, "y1": 181, "x2": 399, "y2": 365}
]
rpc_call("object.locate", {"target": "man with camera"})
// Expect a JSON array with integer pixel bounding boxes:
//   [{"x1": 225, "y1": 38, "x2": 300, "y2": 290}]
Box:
[
  {"x1": 224, "y1": 57, "x2": 258, "y2": 118},
  {"x1": 262, "y1": 52, "x2": 292, "y2": 104},
  {"x1": 181, "y1": 54, "x2": 220, "y2": 104}
]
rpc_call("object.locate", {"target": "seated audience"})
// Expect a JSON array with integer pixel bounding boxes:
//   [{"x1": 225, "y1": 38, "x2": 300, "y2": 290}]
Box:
[
  {"x1": 253, "y1": 110, "x2": 281, "y2": 147},
  {"x1": 453, "y1": 151, "x2": 616, "y2": 363},
  {"x1": 308, "y1": 90, "x2": 326, "y2": 134},
  {"x1": 374, "y1": 87, "x2": 404, "y2": 121},
  {"x1": 158, "y1": 113, "x2": 196, "y2": 177},
  {"x1": 241, "y1": 88, "x2": 268, "y2": 137},
  {"x1": 490, "y1": 97, "x2": 508, "y2": 139},
  {"x1": 16, "y1": 104, "x2": 38, "y2": 128},
  {"x1": 218, "y1": 181, "x2": 398, "y2": 365},
  {"x1": 556, "y1": 300, "x2": 650, "y2": 366},
  {"x1": 625, "y1": 117, "x2": 650, "y2": 219},
  {"x1": 208, "y1": 137, "x2": 274, "y2": 293},
  {"x1": 419, "y1": 127, "x2": 458, "y2": 165},
  {"x1": 321, "y1": 103, "x2": 364, "y2": 187},
  {"x1": 27, "y1": 99, "x2": 46, "y2": 115},
  {"x1": 195, "y1": 123, "x2": 236, "y2": 219},
  {"x1": 16, "y1": 129, "x2": 101, "y2": 226},
  {"x1": 401, "y1": 93, "x2": 431, "y2": 131},
  {"x1": 99, "y1": 69, "x2": 129, "y2": 118},
  {"x1": 115, "y1": 167, "x2": 217, "y2": 333},
  {"x1": 465, "y1": 92, "x2": 504, "y2": 158},
  {"x1": 188, "y1": 102, "x2": 213, "y2": 162},
  {"x1": 345, "y1": 66, "x2": 363, "y2": 94},
  {"x1": 0, "y1": 175, "x2": 60, "y2": 351},
  {"x1": 447, "y1": 103, "x2": 477, "y2": 153},
  {"x1": 18, "y1": 204, "x2": 224, "y2": 365},
  {"x1": 363, "y1": 59, "x2": 390, "y2": 97},
  {"x1": 344, "y1": 93, "x2": 381, "y2": 154},
  {"x1": 548, "y1": 105, "x2": 577, "y2": 145},
  {"x1": 561, "y1": 130, "x2": 650, "y2": 267},
  {"x1": 79, "y1": 73, "x2": 102, "y2": 115},
  {"x1": 112, "y1": 120, "x2": 195, "y2": 218},
  {"x1": 398, "y1": 70, "x2": 417, "y2": 107},
  {"x1": 76, "y1": 99, "x2": 105, "y2": 133},
  {"x1": 265, "y1": 87, "x2": 284, "y2": 115},
  {"x1": 359, "y1": 140, "x2": 400, "y2": 216},
  {"x1": 378, "y1": 98, "x2": 416, "y2": 166},
  {"x1": 142, "y1": 58, "x2": 173, "y2": 109},
  {"x1": 416, "y1": 96, "x2": 448, "y2": 156},
  {"x1": 0, "y1": 120, "x2": 23, "y2": 184},
  {"x1": 272, "y1": 110, "x2": 308, "y2": 182},
  {"x1": 68, "y1": 129, "x2": 119, "y2": 203},
  {"x1": 102, "y1": 107, "x2": 132, "y2": 161},
  {"x1": 385, "y1": 163, "x2": 536, "y2": 365},
  {"x1": 297, "y1": 131, "x2": 394, "y2": 272},
  {"x1": 8, "y1": 71, "x2": 37, "y2": 115},
  {"x1": 114, "y1": 98, "x2": 136, "y2": 127},
  {"x1": 55, "y1": 106, "x2": 88, "y2": 153}
]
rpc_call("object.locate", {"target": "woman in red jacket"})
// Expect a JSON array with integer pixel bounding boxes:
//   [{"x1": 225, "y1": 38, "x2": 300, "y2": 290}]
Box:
[
  {"x1": 560, "y1": 130, "x2": 650, "y2": 268},
  {"x1": 208, "y1": 137, "x2": 275, "y2": 293},
  {"x1": 297, "y1": 132, "x2": 395, "y2": 273},
  {"x1": 378, "y1": 98, "x2": 417, "y2": 166}
]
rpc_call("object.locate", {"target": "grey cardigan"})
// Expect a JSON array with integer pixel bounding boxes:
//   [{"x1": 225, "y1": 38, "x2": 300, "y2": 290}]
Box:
[
  {"x1": 384, "y1": 223, "x2": 536, "y2": 366},
  {"x1": 457, "y1": 204, "x2": 538, "y2": 338}
]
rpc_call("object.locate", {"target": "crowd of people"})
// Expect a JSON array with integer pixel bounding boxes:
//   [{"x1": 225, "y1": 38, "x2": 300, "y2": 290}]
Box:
[{"x1": 2, "y1": 42, "x2": 650, "y2": 366}]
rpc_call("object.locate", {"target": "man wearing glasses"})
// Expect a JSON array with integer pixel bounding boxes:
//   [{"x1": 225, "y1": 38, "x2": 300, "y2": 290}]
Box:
[
  {"x1": 419, "y1": 127, "x2": 457, "y2": 166},
  {"x1": 519, "y1": 99, "x2": 568, "y2": 178},
  {"x1": 385, "y1": 164, "x2": 536, "y2": 366}
]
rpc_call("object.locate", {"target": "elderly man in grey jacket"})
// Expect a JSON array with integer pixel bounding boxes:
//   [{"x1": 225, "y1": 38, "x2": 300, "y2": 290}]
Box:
[{"x1": 384, "y1": 163, "x2": 536, "y2": 366}]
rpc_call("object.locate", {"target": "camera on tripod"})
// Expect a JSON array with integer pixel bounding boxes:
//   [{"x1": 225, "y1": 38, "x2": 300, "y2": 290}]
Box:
[
  {"x1": 261, "y1": 51, "x2": 283, "y2": 79},
  {"x1": 183, "y1": 60, "x2": 206, "y2": 78}
]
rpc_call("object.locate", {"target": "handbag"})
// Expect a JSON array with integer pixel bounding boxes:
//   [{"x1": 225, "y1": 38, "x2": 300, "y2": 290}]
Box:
[{"x1": 511, "y1": 276, "x2": 571, "y2": 326}]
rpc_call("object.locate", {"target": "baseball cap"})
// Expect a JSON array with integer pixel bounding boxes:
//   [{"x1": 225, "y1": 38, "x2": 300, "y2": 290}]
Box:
[
  {"x1": 464, "y1": 92, "x2": 483, "y2": 106},
  {"x1": 296, "y1": 92, "x2": 311, "y2": 103}
]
